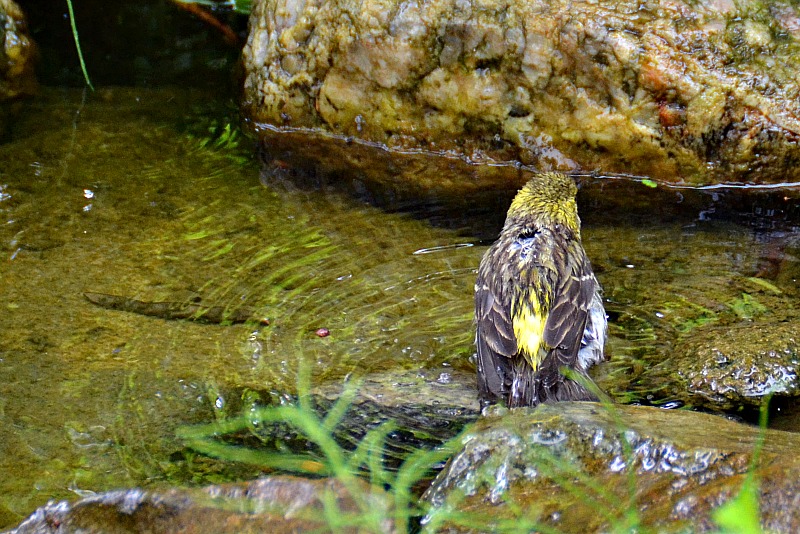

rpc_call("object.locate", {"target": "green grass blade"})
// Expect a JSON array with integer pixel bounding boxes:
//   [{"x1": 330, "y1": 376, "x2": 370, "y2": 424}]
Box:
[{"x1": 65, "y1": 0, "x2": 94, "y2": 90}]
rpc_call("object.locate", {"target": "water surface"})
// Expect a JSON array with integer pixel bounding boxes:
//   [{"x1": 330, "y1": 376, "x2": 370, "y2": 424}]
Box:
[{"x1": 0, "y1": 87, "x2": 798, "y2": 526}]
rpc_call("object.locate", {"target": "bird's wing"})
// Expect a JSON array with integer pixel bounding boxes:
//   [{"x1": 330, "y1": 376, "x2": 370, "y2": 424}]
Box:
[
  {"x1": 542, "y1": 239, "x2": 596, "y2": 371},
  {"x1": 475, "y1": 257, "x2": 516, "y2": 402},
  {"x1": 475, "y1": 280, "x2": 517, "y2": 357}
]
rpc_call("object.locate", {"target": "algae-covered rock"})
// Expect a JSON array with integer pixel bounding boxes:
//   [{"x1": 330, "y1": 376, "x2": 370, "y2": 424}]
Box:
[
  {"x1": 7, "y1": 476, "x2": 395, "y2": 533},
  {"x1": 423, "y1": 403, "x2": 800, "y2": 533},
  {"x1": 0, "y1": 0, "x2": 36, "y2": 139},
  {"x1": 0, "y1": 0, "x2": 36, "y2": 101},
  {"x1": 243, "y1": 0, "x2": 800, "y2": 191},
  {"x1": 676, "y1": 323, "x2": 799, "y2": 411}
]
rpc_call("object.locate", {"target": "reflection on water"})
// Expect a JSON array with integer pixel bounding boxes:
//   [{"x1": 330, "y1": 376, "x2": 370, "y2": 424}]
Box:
[{"x1": 0, "y1": 87, "x2": 799, "y2": 525}]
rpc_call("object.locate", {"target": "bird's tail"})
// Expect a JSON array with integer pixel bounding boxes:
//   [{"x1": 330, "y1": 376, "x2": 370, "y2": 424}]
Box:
[
  {"x1": 551, "y1": 373, "x2": 600, "y2": 402},
  {"x1": 508, "y1": 361, "x2": 600, "y2": 407}
]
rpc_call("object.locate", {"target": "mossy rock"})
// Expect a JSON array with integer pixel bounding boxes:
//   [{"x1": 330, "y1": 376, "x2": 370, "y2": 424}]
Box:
[{"x1": 243, "y1": 0, "x2": 800, "y2": 193}]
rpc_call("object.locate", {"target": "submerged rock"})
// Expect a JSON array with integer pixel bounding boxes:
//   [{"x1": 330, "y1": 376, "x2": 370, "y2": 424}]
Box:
[
  {"x1": 676, "y1": 323, "x2": 799, "y2": 411},
  {"x1": 312, "y1": 368, "x2": 479, "y2": 416},
  {"x1": 203, "y1": 369, "x2": 480, "y2": 469},
  {"x1": 423, "y1": 402, "x2": 800, "y2": 533},
  {"x1": 243, "y1": 0, "x2": 800, "y2": 192},
  {"x1": 7, "y1": 476, "x2": 395, "y2": 533}
]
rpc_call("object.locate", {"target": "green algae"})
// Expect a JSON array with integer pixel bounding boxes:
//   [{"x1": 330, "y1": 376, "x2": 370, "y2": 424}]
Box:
[{"x1": 0, "y1": 87, "x2": 478, "y2": 521}]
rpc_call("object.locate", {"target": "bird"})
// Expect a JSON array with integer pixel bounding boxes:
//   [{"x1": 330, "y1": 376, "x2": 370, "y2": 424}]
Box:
[{"x1": 474, "y1": 172, "x2": 606, "y2": 408}]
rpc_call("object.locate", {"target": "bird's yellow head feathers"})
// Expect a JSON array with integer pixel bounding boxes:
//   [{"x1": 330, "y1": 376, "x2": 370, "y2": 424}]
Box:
[{"x1": 507, "y1": 173, "x2": 581, "y2": 234}]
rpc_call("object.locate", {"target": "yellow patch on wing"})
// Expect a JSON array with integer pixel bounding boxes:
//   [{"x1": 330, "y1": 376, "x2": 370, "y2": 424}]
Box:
[{"x1": 512, "y1": 304, "x2": 546, "y2": 371}]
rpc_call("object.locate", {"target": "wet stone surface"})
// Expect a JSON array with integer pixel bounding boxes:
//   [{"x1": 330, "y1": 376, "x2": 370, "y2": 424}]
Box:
[
  {"x1": 244, "y1": 0, "x2": 800, "y2": 191},
  {"x1": 677, "y1": 323, "x2": 799, "y2": 411},
  {"x1": 0, "y1": 0, "x2": 36, "y2": 139},
  {"x1": 6, "y1": 476, "x2": 395, "y2": 534},
  {"x1": 0, "y1": 0, "x2": 36, "y2": 102},
  {"x1": 422, "y1": 403, "x2": 800, "y2": 533}
]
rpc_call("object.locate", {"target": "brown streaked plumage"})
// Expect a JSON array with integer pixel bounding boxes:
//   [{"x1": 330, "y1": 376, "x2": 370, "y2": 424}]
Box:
[{"x1": 475, "y1": 172, "x2": 606, "y2": 408}]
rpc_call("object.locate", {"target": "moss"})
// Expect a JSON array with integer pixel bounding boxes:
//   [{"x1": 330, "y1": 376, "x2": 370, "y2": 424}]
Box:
[{"x1": 244, "y1": 0, "x2": 800, "y2": 188}]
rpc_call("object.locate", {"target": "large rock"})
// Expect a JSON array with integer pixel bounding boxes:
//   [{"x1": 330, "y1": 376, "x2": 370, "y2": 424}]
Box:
[
  {"x1": 7, "y1": 476, "x2": 395, "y2": 533},
  {"x1": 0, "y1": 0, "x2": 35, "y2": 101},
  {"x1": 423, "y1": 403, "x2": 800, "y2": 533},
  {"x1": 676, "y1": 323, "x2": 800, "y2": 411},
  {"x1": 0, "y1": 0, "x2": 35, "y2": 139},
  {"x1": 243, "y1": 0, "x2": 800, "y2": 192}
]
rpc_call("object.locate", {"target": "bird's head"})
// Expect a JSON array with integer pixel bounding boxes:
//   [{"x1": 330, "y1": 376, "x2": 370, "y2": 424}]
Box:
[{"x1": 505, "y1": 173, "x2": 581, "y2": 235}]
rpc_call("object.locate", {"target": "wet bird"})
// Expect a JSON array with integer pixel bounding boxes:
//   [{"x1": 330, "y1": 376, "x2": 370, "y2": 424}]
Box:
[{"x1": 474, "y1": 172, "x2": 606, "y2": 408}]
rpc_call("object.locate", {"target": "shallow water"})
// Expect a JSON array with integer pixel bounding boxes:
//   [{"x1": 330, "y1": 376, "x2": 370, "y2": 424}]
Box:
[{"x1": 1, "y1": 87, "x2": 799, "y2": 526}]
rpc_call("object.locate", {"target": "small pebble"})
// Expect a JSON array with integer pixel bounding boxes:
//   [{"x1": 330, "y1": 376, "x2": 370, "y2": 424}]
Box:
[{"x1": 315, "y1": 328, "x2": 330, "y2": 338}]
